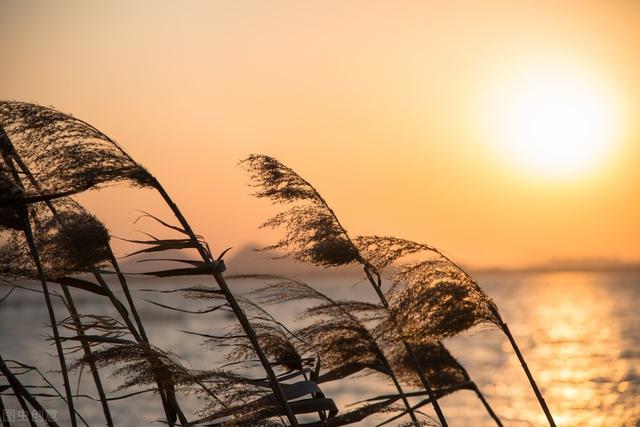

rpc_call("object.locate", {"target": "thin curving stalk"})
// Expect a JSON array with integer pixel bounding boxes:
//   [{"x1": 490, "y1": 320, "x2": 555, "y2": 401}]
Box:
[
  {"x1": 472, "y1": 384, "x2": 503, "y2": 427},
  {"x1": 499, "y1": 320, "x2": 555, "y2": 426},
  {"x1": 380, "y1": 354, "x2": 420, "y2": 425},
  {"x1": 0, "y1": 393, "x2": 9, "y2": 427},
  {"x1": 363, "y1": 265, "x2": 448, "y2": 427},
  {"x1": 429, "y1": 249, "x2": 555, "y2": 427},
  {"x1": 19, "y1": 216, "x2": 77, "y2": 427},
  {"x1": 1, "y1": 127, "x2": 187, "y2": 426},
  {"x1": 0, "y1": 355, "x2": 59, "y2": 427},
  {"x1": 151, "y1": 181, "x2": 299, "y2": 426},
  {"x1": 59, "y1": 285, "x2": 114, "y2": 427}
]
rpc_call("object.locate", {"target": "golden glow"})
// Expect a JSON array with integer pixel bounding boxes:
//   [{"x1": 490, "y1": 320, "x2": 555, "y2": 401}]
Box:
[
  {"x1": 490, "y1": 65, "x2": 621, "y2": 179},
  {"x1": 1, "y1": 1, "x2": 639, "y2": 267}
]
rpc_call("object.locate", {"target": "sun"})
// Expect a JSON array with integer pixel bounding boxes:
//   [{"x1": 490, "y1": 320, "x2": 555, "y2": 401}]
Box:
[{"x1": 490, "y1": 66, "x2": 620, "y2": 179}]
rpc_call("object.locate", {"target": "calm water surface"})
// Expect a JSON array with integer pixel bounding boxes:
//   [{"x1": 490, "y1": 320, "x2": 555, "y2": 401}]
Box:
[{"x1": 1, "y1": 271, "x2": 638, "y2": 426}]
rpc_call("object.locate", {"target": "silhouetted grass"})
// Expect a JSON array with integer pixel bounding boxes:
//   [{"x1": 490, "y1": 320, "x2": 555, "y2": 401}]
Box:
[
  {"x1": 1, "y1": 101, "x2": 554, "y2": 426},
  {"x1": 244, "y1": 154, "x2": 554, "y2": 426}
]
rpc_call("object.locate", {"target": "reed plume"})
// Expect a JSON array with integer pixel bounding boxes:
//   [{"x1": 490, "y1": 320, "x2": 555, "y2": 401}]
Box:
[
  {"x1": 0, "y1": 200, "x2": 110, "y2": 279},
  {"x1": 138, "y1": 283, "x2": 339, "y2": 426},
  {"x1": 243, "y1": 154, "x2": 505, "y2": 426},
  {"x1": 242, "y1": 275, "x2": 424, "y2": 425},
  {"x1": 358, "y1": 235, "x2": 554, "y2": 425},
  {"x1": 0, "y1": 101, "x2": 552, "y2": 425},
  {"x1": 0, "y1": 101, "x2": 154, "y2": 203},
  {"x1": 1, "y1": 101, "x2": 302, "y2": 425}
]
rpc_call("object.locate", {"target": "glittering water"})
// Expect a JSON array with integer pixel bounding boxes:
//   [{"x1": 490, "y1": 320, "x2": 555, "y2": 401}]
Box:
[{"x1": 1, "y1": 271, "x2": 638, "y2": 426}]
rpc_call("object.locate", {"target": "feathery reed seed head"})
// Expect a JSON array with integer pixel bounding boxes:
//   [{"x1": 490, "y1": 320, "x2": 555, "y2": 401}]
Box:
[
  {"x1": 0, "y1": 101, "x2": 155, "y2": 199},
  {"x1": 242, "y1": 155, "x2": 359, "y2": 267}
]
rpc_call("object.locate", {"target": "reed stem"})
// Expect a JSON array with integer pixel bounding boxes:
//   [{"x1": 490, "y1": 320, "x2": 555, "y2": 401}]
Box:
[
  {"x1": 152, "y1": 181, "x2": 299, "y2": 426},
  {"x1": 59, "y1": 285, "x2": 114, "y2": 427},
  {"x1": 20, "y1": 214, "x2": 77, "y2": 427},
  {"x1": 0, "y1": 355, "x2": 60, "y2": 426},
  {"x1": 473, "y1": 384, "x2": 503, "y2": 427},
  {"x1": 107, "y1": 251, "x2": 148, "y2": 342},
  {"x1": 500, "y1": 321, "x2": 555, "y2": 426},
  {"x1": 364, "y1": 266, "x2": 449, "y2": 427},
  {"x1": 375, "y1": 381, "x2": 473, "y2": 427},
  {"x1": 0, "y1": 392, "x2": 9, "y2": 427},
  {"x1": 385, "y1": 363, "x2": 420, "y2": 425},
  {"x1": 92, "y1": 273, "x2": 142, "y2": 342},
  {"x1": 452, "y1": 361, "x2": 502, "y2": 426},
  {"x1": 293, "y1": 173, "x2": 449, "y2": 426},
  {"x1": 13, "y1": 392, "x2": 36, "y2": 427}
]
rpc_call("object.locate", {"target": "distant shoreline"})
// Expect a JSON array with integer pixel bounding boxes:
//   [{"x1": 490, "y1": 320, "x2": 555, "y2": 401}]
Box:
[{"x1": 473, "y1": 264, "x2": 640, "y2": 274}]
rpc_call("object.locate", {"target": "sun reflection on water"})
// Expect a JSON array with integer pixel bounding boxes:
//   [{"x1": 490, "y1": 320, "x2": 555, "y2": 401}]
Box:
[
  {"x1": 1, "y1": 273, "x2": 638, "y2": 426},
  {"x1": 454, "y1": 271, "x2": 640, "y2": 427}
]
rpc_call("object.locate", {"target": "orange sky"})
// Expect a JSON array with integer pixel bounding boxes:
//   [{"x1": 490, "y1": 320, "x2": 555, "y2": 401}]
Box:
[{"x1": 1, "y1": 1, "x2": 639, "y2": 268}]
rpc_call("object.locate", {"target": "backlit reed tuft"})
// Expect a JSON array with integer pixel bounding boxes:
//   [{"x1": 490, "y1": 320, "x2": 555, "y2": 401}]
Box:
[
  {"x1": 244, "y1": 276, "x2": 422, "y2": 424},
  {"x1": 2, "y1": 102, "x2": 322, "y2": 426},
  {"x1": 188, "y1": 290, "x2": 305, "y2": 372},
  {"x1": 0, "y1": 200, "x2": 110, "y2": 279},
  {"x1": 0, "y1": 101, "x2": 154, "y2": 201},
  {"x1": 242, "y1": 155, "x2": 359, "y2": 267},
  {"x1": 243, "y1": 154, "x2": 502, "y2": 426},
  {"x1": 0, "y1": 102, "x2": 553, "y2": 426},
  {"x1": 387, "y1": 342, "x2": 469, "y2": 390}
]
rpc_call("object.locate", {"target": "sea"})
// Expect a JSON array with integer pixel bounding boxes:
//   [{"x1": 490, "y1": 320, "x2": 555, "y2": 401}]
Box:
[{"x1": 1, "y1": 271, "x2": 639, "y2": 426}]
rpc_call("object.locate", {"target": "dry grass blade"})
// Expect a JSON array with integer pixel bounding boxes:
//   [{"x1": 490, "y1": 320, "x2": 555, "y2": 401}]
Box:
[
  {"x1": 122, "y1": 237, "x2": 200, "y2": 258},
  {"x1": 140, "y1": 262, "x2": 225, "y2": 277},
  {"x1": 178, "y1": 290, "x2": 315, "y2": 390}
]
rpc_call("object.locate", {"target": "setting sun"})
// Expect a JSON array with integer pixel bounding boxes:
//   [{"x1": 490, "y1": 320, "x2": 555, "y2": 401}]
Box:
[{"x1": 490, "y1": 66, "x2": 621, "y2": 178}]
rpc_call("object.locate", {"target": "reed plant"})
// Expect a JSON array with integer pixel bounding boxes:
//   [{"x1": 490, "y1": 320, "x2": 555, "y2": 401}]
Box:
[
  {"x1": 0, "y1": 100, "x2": 554, "y2": 426},
  {"x1": 243, "y1": 154, "x2": 554, "y2": 426},
  {"x1": 0, "y1": 101, "x2": 337, "y2": 426}
]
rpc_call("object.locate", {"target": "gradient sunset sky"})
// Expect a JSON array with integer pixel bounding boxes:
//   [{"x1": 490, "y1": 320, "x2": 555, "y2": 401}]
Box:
[{"x1": 1, "y1": 1, "x2": 639, "y2": 268}]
